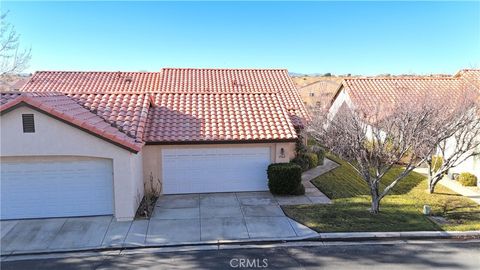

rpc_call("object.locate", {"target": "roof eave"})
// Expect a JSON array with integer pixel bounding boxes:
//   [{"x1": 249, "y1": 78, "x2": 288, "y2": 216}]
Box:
[
  {"x1": 144, "y1": 138, "x2": 297, "y2": 145},
  {"x1": 1, "y1": 101, "x2": 143, "y2": 153}
]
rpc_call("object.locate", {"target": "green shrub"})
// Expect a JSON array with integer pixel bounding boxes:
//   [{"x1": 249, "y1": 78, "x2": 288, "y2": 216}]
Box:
[
  {"x1": 267, "y1": 163, "x2": 302, "y2": 195},
  {"x1": 458, "y1": 172, "x2": 478, "y2": 186},
  {"x1": 305, "y1": 152, "x2": 319, "y2": 168},
  {"x1": 307, "y1": 137, "x2": 319, "y2": 147},
  {"x1": 291, "y1": 154, "x2": 310, "y2": 171},
  {"x1": 291, "y1": 183, "x2": 305, "y2": 195},
  {"x1": 431, "y1": 156, "x2": 443, "y2": 172},
  {"x1": 311, "y1": 145, "x2": 325, "y2": 166}
]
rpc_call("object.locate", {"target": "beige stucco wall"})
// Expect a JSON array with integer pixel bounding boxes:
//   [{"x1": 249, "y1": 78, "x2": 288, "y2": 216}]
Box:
[
  {"x1": 142, "y1": 142, "x2": 296, "y2": 194},
  {"x1": 0, "y1": 106, "x2": 144, "y2": 221},
  {"x1": 298, "y1": 80, "x2": 340, "y2": 108},
  {"x1": 328, "y1": 88, "x2": 354, "y2": 121}
]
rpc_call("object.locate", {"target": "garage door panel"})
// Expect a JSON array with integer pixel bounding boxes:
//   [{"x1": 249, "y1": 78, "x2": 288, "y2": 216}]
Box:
[
  {"x1": 162, "y1": 147, "x2": 271, "y2": 194},
  {"x1": 1, "y1": 158, "x2": 114, "y2": 220}
]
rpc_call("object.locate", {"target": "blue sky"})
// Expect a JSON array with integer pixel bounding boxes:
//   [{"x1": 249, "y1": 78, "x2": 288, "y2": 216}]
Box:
[{"x1": 3, "y1": 1, "x2": 480, "y2": 75}]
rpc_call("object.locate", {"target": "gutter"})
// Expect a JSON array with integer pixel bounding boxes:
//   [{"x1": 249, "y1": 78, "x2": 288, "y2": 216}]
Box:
[{"x1": 2, "y1": 230, "x2": 479, "y2": 259}]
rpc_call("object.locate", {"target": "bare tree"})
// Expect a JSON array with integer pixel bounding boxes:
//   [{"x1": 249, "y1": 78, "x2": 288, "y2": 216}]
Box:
[
  {"x1": 308, "y1": 87, "x2": 479, "y2": 213},
  {"x1": 424, "y1": 93, "x2": 480, "y2": 193},
  {"x1": 1, "y1": 12, "x2": 31, "y2": 78}
]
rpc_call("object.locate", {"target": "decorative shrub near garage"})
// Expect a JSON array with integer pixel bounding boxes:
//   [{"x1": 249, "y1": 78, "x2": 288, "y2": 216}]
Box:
[
  {"x1": 458, "y1": 172, "x2": 478, "y2": 186},
  {"x1": 267, "y1": 163, "x2": 304, "y2": 195},
  {"x1": 291, "y1": 154, "x2": 310, "y2": 171}
]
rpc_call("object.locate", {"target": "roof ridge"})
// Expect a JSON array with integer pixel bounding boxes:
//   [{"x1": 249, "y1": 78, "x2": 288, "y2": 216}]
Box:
[
  {"x1": 154, "y1": 91, "x2": 278, "y2": 95},
  {"x1": 161, "y1": 67, "x2": 288, "y2": 71},
  {"x1": 34, "y1": 70, "x2": 162, "y2": 74},
  {"x1": 344, "y1": 76, "x2": 458, "y2": 81},
  {"x1": 65, "y1": 92, "x2": 148, "y2": 95}
]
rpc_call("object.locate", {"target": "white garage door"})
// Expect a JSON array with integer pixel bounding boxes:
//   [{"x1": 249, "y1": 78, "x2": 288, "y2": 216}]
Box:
[
  {"x1": 162, "y1": 147, "x2": 271, "y2": 194},
  {"x1": 1, "y1": 158, "x2": 114, "y2": 220}
]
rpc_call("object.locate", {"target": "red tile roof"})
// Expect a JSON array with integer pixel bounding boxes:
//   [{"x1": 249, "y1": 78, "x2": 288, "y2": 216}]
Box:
[
  {"x1": 334, "y1": 72, "x2": 480, "y2": 114},
  {"x1": 159, "y1": 68, "x2": 309, "y2": 127},
  {"x1": 16, "y1": 68, "x2": 306, "y2": 144},
  {"x1": 160, "y1": 68, "x2": 291, "y2": 93},
  {"x1": 0, "y1": 92, "x2": 143, "y2": 152},
  {"x1": 144, "y1": 93, "x2": 297, "y2": 143},
  {"x1": 455, "y1": 69, "x2": 480, "y2": 89},
  {"x1": 21, "y1": 71, "x2": 162, "y2": 93},
  {"x1": 68, "y1": 93, "x2": 150, "y2": 140}
]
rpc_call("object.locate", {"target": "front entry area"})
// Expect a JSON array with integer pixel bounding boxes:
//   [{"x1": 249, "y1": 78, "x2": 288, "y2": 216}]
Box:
[
  {"x1": 161, "y1": 147, "x2": 271, "y2": 194},
  {"x1": 0, "y1": 157, "x2": 114, "y2": 220}
]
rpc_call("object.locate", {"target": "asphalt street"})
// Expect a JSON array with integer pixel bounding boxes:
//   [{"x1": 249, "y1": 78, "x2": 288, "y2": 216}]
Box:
[{"x1": 1, "y1": 240, "x2": 479, "y2": 269}]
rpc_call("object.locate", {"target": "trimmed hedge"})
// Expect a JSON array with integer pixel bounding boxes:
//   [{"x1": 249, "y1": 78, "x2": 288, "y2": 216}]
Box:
[
  {"x1": 291, "y1": 183, "x2": 306, "y2": 195},
  {"x1": 291, "y1": 155, "x2": 310, "y2": 171},
  {"x1": 267, "y1": 163, "x2": 303, "y2": 195},
  {"x1": 458, "y1": 172, "x2": 478, "y2": 187},
  {"x1": 305, "y1": 153, "x2": 319, "y2": 168}
]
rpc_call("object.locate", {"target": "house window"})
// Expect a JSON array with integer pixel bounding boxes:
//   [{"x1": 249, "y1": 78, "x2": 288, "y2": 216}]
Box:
[{"x1": 22, "y1": 114, "x2": 35, "y2": 133}]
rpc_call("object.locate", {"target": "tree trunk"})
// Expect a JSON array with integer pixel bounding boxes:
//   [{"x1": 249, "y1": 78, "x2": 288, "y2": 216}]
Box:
[
  {"x1": 428, "y1": 175, "x2": 438, "y2": 194},
  {"x1": 369, "y1": 182, "x2": 380, "y2": 214},
  {"x1": 428, "y1": 181, "x2": 435, "y2": 194},
  {"x1": 370, "y1": 197, "x2": 380, "y2": 214}
]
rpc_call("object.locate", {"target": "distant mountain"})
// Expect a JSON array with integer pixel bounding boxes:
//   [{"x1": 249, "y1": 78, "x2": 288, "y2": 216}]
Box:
[{"x1": 289, "y1": 72, "x2": 331, "y2": 77}]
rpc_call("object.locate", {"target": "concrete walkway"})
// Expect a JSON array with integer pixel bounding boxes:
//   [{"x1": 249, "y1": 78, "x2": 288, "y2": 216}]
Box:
[
  {"x1": 272, "y1": 158, "x2": 338, "y2": 205},
  {"x1": 439, "y1": 178, "x2": 480, "y2": 205},
  {"x1": 302, "y1": 158, "x2": 339, "y2": 183}
]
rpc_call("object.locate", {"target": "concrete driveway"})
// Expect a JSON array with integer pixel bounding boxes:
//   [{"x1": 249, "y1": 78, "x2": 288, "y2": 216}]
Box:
[
  {"x1": 1, "y1": 192, "x2": 317, "y2": 255},
  {"x1": 148, "y1": 192, "x2": 317, "y2": 244}
]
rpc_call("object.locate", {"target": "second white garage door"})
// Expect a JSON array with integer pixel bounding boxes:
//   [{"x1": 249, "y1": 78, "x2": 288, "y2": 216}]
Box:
[{"x1": 162, "y1": 147, "x2": 271, "y2": 194}]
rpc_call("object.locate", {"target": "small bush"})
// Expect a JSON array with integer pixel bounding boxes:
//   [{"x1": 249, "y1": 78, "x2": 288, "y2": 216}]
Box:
[
  {"x1": 305, "y1": 152, "x2": 319, "y2": 168},
  {"x1": 311, "y1": 145, "x2": 325, "y2": 166},
  {"x1": 458, "y1": 173, "x2": 478, "y2": 186},
  {"x1": 431, "y1": 156, "x2": 443, "y2": 172},
  {"x1": 135, "y1": 173, "x2": 161, "y2": 219},
  {"x1": 267, "y1": 163, "x2": 302, "y2": 195},
  {"x1": 307, "y1": 137, "x2": 318, "y2": 147},
  {"x1": 291, "y1": 154, "x2": 310, "y2": 171}
]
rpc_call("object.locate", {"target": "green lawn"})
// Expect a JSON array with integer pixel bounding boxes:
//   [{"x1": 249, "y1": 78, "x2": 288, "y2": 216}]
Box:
[{"x1": 283, "y1": 155, "x2": 480, "y2": 232}]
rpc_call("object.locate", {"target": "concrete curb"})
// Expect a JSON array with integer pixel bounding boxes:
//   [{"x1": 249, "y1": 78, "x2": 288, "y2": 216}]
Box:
[
  {"x1": 317, "y1": 231, "x2": 480, "y2": 241},
  {"x1": 0, "y1": 234, "x2": 317, "y2": 258},
  {"x1": 2, "y1": 230, "x2": 479, "y2": 259}
]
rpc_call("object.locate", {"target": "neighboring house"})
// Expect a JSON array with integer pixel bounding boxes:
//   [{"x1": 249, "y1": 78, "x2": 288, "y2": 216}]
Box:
[
  {"x1": 328, "y1": 69, "x2": 480, "y2": 181},
  {"x1": 0, "y1": 74, "x2": 31, "y2": 92},
  {"x1": 298, "y1": 79, "x2": 340, "y2": 109},
  {"x1": 0, "y1": 68, "x2": 307, "y2": 221},
  {"x1": 450, "y1": 69, "x2": 480, "y2": 182}
]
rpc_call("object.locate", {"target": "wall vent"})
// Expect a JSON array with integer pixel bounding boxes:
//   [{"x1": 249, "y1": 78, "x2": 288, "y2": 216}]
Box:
[{"x1": 22, "y1": 114, "x2": 35, "y2": 133}]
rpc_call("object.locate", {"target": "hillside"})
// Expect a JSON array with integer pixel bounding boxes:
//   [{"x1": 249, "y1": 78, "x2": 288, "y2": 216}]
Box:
[{"x1": 291, "y1": 75, "x2": 346, "y2": 88}]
